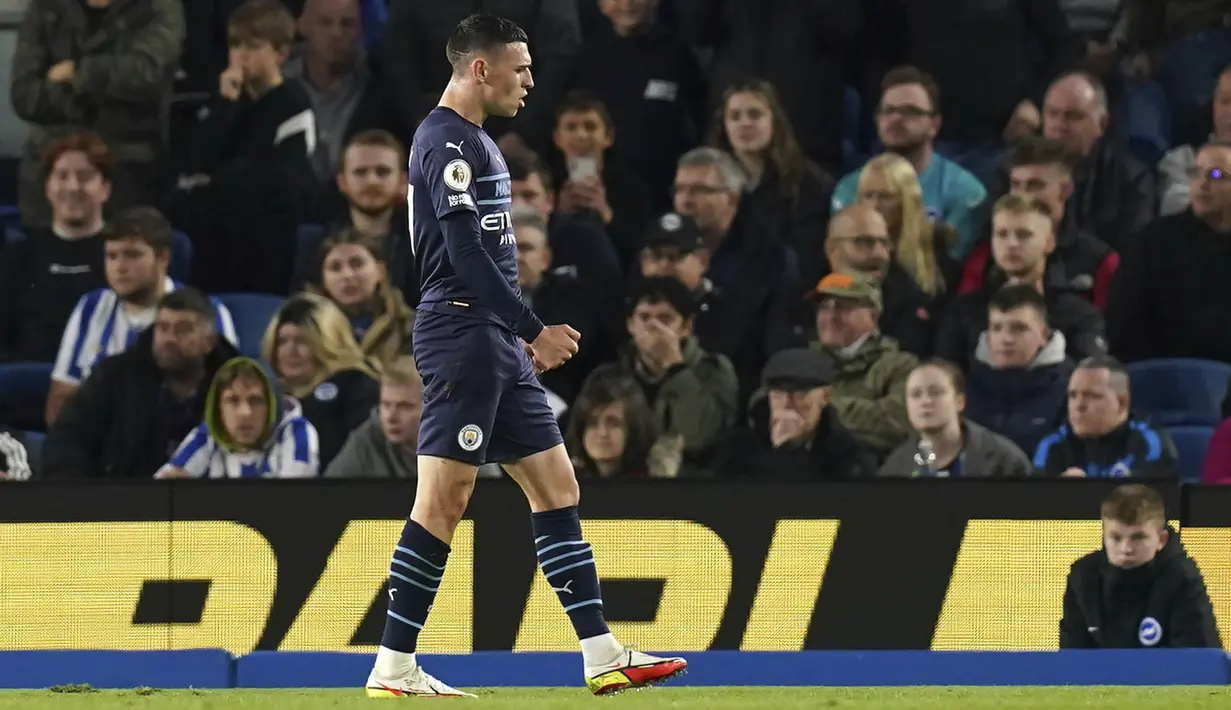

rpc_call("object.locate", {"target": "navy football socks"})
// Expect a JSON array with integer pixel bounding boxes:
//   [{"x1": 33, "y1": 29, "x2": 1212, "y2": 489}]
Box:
[
  {"x1": 532, "y1": 506, "x2": 611, "y2": 640},
  {"x1": 380, "y1": 519, "x2": 450, "y2": 653}
]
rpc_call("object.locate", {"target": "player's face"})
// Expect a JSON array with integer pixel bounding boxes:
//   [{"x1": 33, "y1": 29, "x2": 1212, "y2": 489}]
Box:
[
  {"x1": 480, "y1": 42, "x2": 534, "y2": 118},
  {"x1": 515, "y1": 225, "x2": 551, "y2": 290},
  {"x1": 339, "y1": 145, "x2": 405, "y2": 215},
  {"x1": 1103, "y1": 518, "x2": 1167, "y2": 569},
  {"x1": 274, "y1": 324, "x2": 320, "y2": 384},
  {"x1": 991, "y1": 211, "x2": 1052, "y2": 278},
  {"x1": 723, "y1": 91, "x2": 773, "y2": 155},
  {"x1": 905, "y1": 365, "x2": 963, "y2": 434},
  {"x1": 152, "y1": 309, "x2": 215, "y2": 375},
  {"x1": 987, "y1": 306, "x2": 1047, "y2": 369},
  {"x1": 553, "y1": 109, "x2": 613, "y2": 159},
  {"x1": 583, "y1": 402, "x2": 627, "y2": 467},
  {"x1": 321, "y1": 243, "x2": 384, "y2": 309},
  {"x1": 380, "y1": 382, "x2": 422, "y2": 446},
  {"x1": 218, "y1": 376, "x2": 270, "y2": 449},
  {"x1": 46, "y1": 151, "x2": 110, "y2": 228},
  {"x1": 105, "y1": 237, "x2": 166, "y2": 302},
  {"x1": 876, "y1": 83, "x2": 938, "y2": 153}
]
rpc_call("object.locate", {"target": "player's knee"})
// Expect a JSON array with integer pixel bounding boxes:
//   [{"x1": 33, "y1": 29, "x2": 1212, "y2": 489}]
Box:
[{"x1": 428, "y1": 476, "x2": 475, "y2": 524}]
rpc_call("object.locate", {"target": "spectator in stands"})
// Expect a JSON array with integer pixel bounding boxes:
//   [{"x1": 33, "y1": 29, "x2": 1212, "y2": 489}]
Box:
[
  {"x1": 880, "y1": 360, "x2": 1031, "y2": 477},
  {"x1": 379, "y1": 2, "x2": 580, "y2": 153},
  {"x1": 678, "y1": 0, "x2": 860, "y2": 172},
  {"x1": 1040, "y1": 71, "x2": 1155, "y2": 250},
  {"x1": 514, "y1": 208, "x2": 601, "y2": 408},
  {"x1": 261, "y1": 293, "x2": 380, "y2": 468},
  {"x1": 47, "y1": 208, "x2": 238, "y2": 425},
  {"x1": 156, "y1": 356, "x2": 318, "y2": 478},
  {"x1": 964, "y1": 285, "x2": 1072, "y2": 456},
  {"x1": 602, "y1": 276, "x2": 738, "y2": 465},
  {"x1": 831, "y1": 66, "x2": 987, "y2": 259},
  {"x1": 292, "y1": 130, "x2": 413, "y2": 299},
  {"x1": 42, "y1": 288, "x2": 239, "y2": 478},
  {"x1": 810, "y1": 271, "x2": 917, "y2": 457},
  {"x1": 1060, "y1": 483, "x2": 1222, "y2": 649},
  {"x1": 325, "y1": 355, "x2": 420, "y2": 479},
  {"x1": 1159, "y1": 66, "x2": 1231, "y2": 216},
  {"x1": 890, "y1": 0, "x2": 1080, "y2": 178},
  {"x1": 0, "y1": 133, "x2": 111, "y2": 363},
  {"x1": 1107, "y1": 140, "x2": 1231, "y2": 363},
  {"x1": 716, "y1": 348, "x2": 875, "y2": 479},
  {"x1": 564, "y1": 364, "x2": 671, "y2": 479},
  {"x1": 1202, "y1": 410, "x2": 1231, "y2": 484},
  {"x1": 569, "y1": 0, "x2": 706, "y2": 211},
  {"x1": 0, "y1": 428, "x2": 39, "y2": 482},
  {"x1": 10, "y1": 0, "x2": 185, "y2": 228},
  {"x1": 550, "y1": 91, "x2": 650, "y2": 269},
  {"x1": 672, "y1": 148, "x2": 803, "y2": 396},
  {"x1": 1034, "y1": 356, "x2": 1179, "y2": 478},
  {"x1": 823, "y1": 205, "x2": 937, "y2": 359},
  {"x1": 937, "y1": 196, "x2": 1106, "y2": 368},
  {"x1": 285, "y1": 0, "x2": 393, "y2": 186},
  {"x1": 854, "y1": 154, "x2": 959, "y2": 305},
  {"x1": 309, "y1": 228, "x2": 413, "y2": 369},
  {"x1": 960, "y1": 137, "x2": 1118, "y2": 311},
  {"x1": 708, "y1": 80, "x2": 834, "y2": 284},
  {"x1": 178, "y1": 0, "x2": 317, "y2": 295}
]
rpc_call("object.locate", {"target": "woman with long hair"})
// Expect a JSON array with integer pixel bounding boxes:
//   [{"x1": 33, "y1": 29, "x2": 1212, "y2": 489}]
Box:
[
  {"x1": 564, "y1": 364, "x2": 681, "y2": 478},
  {"x1": 262, "y1": 292, "x2": 381, "y2": 468},
  {"x1": 707, "y1": 79, "x2": 834, "y2": 283},
  {"x1": 311, "y1": 227, "x2": 414, "y2": 369},
  {"x1": 856, "y1": 153, "x2": 960, "y2": 298}
]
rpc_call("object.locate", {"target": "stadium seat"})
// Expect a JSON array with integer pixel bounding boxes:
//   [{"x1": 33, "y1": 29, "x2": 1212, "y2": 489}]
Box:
[
  {"x1": 170, "y1": 230, "x2": 193, "y2": 283},
  {"x1": 1126, "y1": 358, "x2": 1231, "y2": 427},
  {"x1": 213, "y1": 293, "x2": 283, "y2": 358},
  {"x1": 0, "y1": 362, "x2": 54, "y2": 433},
  {"x1": 1167, "y1": 425, "x2": 1214, "y2": 484}
]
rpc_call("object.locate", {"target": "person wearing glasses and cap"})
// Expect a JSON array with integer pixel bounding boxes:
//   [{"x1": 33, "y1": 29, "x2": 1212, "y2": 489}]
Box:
[{"x1": 715, "y1": 347, "x2": 874, "y2": 479}]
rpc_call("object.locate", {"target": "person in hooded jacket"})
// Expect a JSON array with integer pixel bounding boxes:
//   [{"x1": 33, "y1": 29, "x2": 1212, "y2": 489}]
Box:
[
  {"x1": 716, "y1": 348, "x2": 875, "y2": 479},
  {"x1": 156, "y1": 357, "x2": 319, "y2": 479},
  {"x1": 326, "y1": 355, "x2": 419, "y2": 480},
  {"x1": 964, "y1": 285, "x2": 1072, "y2": 455},
  {"x1": 1060, "y1": 483, "x2": 1221, "y2": 649}
]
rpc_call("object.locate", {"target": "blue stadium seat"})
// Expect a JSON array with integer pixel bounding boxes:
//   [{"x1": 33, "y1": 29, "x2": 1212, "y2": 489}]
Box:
[
  {"x1": 170, "y1": 230, "x2": 193, "y2": 283},
  {"x1": 1168, "y1": 425, "x2": 1214, "y2": 483},
  {"x1": 0, "y1": 362, "x2": 53, "y2": 433},
  {"x1": 1126, "y1": 358, "x2": 1231, "y2": 427},
  {"x1": 213, "y1": 293, "x2": 283, "y2": 359}
]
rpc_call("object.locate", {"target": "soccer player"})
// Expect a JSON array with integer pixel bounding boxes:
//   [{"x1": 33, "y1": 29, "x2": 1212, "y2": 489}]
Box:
[{"x1": 364, "y1": 14, "x2": 688, "y2": 698}]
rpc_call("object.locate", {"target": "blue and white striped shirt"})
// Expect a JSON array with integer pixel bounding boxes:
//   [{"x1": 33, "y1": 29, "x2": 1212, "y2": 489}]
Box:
[
  {"x1": 159, "y1": 403, "x2": 320, "y2": 479},
  {"x1": 52, "y1": 277, "x2": 239, "y2": 386}
]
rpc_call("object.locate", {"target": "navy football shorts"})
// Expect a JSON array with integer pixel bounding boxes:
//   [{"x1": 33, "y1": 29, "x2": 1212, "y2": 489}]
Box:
[{"x1": 413, "y1": 309, "x2": 563, "y2": 466}]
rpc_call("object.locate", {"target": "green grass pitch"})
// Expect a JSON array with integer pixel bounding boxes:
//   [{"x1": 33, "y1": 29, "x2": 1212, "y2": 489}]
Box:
[{"x1": 0, "y1": 687, "x2": 1229, "y2": 709}]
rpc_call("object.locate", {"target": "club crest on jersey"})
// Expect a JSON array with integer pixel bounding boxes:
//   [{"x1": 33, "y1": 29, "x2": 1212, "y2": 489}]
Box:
[
  {"x1": 443, "y1": 159, "x2": 472, "y2": 191},
  {"x1": 1138, "y1": 616, "x2": 1162, "y2": 646},
  {"x1": 458, "y1": 424, "x2": 483, "y2": 452}
]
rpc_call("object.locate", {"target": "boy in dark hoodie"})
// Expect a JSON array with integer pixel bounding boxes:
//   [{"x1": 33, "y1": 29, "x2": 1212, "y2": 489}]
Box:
[
  {"x1": 1060, "y1": 484, "x2": 1221, "y2": 649},
  {"x1": 325, "y1": 355, "x2": 419, "y2": 479},
  {"x1": 157, "y1": 357, "x2": 318, "y2": 479}
]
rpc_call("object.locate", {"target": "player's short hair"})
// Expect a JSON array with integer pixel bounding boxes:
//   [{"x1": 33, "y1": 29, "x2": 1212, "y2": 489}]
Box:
[
  {"x1": 506, "y1": 150, "x2": 554, "y2": 192},
  {"x1": 42, "y1": 130, "x2": 114, "y2": 182},
  {"x1": 988, "y1": 284, "x2": 1049, "y2": 325},
  {"x1": 992, "y1": 193, "x2": 1053, "y2": 221},
  {"x1": 1006, "y1": 136, "x2": 1074, "y2": 175},
  {"x1": 554, "y1": 90, "x2": 614, "y2": 132},
  {"x1": 159, "y1": 287, "x2": 217, "y2": 328},
  {"x1": 677, "y1": 147, "x2": 746, "y2": 193},
  {"x1": 381, "y1": 355, "x2": 422, "y2": 389},
  {"x1": 880, "y1": 64, "x2": 941, "y2": 114},
  {"x1": 1075, "y1": 354, "x2": 1130, "y2": 395},
  {"x1": 628, "y1": 276, "x2": 698, "y2": 320},
  {"x1": 915, "y1": 359, "x2": 965, "y2": 396},
  {"x1": 343, "y1": 129, "x2": 407, "y2": 168},
  {"x1": 1101, "y1": 484, "x2": 1165, "y2": 527},
  {"x1": 445, "y1": 13, "x2": 529, "y2": 72},
  {"x1": 228, "y1": 0, "x2": 296, "y2": 49},
  {"x1": 104, "y1": 207, "x2": 173, "y2": 255}
]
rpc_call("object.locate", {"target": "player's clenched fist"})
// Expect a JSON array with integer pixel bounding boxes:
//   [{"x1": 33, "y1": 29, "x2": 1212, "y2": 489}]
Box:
[{"x1": 530, "y1": 324, "x2": 580, "y2": 372}]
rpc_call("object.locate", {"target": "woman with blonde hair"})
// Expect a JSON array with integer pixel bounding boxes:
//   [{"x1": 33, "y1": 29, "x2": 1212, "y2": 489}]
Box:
[
  {"x1": 856, "y1": 153, "x2": 960, "y2": 298},
  {"x1": 311, "y1": 227, "x2": 414, "y2": 369},
  {"x1": 262, "y1": 292, "x2": 381, "y2": 468},
  {"x1": 708, "y1": 79, "x2": 834, "y2": 283}
]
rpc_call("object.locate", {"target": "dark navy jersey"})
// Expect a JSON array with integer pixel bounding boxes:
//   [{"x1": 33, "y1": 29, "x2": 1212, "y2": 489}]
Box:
[{"x1": 408, "y1": 107, "x2": 524, "y2": 331}]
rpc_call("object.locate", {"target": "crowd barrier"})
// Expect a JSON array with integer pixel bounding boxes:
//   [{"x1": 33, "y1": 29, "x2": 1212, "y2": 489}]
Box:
[{"x1": 0, "y1": 480, "x2": 1229, "y2": 688}]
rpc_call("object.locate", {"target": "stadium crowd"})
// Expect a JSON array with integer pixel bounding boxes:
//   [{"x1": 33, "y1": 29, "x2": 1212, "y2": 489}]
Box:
[{"x1": 3, "y1": 0, "x2": 1231, "y2": 483}]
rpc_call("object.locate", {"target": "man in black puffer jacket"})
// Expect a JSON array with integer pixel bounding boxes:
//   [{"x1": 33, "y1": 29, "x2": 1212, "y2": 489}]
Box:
[{"x1": 1060, "y1": 484, "x2": 1221, "y2": 649}]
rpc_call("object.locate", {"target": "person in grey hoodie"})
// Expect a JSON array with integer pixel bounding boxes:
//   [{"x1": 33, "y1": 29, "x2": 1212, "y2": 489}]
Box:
[
  {"x1": 326, "y1": 355, "x2": 419, "y2": 479},
  {"x1": 880, "y1": 360, "x2": 1032, "y2": 478}
]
